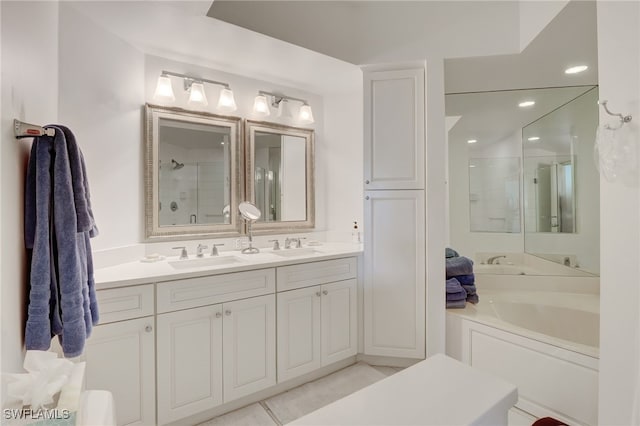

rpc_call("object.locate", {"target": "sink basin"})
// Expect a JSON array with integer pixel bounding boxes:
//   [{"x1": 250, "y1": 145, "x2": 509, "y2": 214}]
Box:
[
  {"x1": 169, "y1": 256, "x2": 242, "y2": 269},
  {"x1": 271, "y1": 248, "x2": 323, "y2": 257}
]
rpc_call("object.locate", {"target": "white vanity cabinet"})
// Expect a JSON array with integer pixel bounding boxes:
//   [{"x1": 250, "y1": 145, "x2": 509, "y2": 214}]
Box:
[
  {"x1": 155, "y1": 269, "x2": 277, "y2": 425},
  {"x1": 363, "y1": 67, "x2": 425, "y2": 190},
  {"x1": 276, "y1": 258, "x2": 358, "y2": 382},
  {"x1": 85, "y1": 285, "x2": 156, "y2": 426}
]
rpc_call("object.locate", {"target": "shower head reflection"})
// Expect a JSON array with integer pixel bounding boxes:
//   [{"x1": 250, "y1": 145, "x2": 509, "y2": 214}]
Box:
[{"x1": 171, "y1": 159, "x2": 184, "y2": 170}]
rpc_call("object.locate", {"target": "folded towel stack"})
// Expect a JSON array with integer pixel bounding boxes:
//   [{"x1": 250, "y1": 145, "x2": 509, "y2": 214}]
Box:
[{"x1": 445, "y1": 248, "x2": 479, "y2": 308}]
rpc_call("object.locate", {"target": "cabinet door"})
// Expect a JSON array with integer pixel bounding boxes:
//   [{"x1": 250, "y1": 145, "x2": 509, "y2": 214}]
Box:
[
  {"x1": 157, "y1": 305, "x2": 223, "y2": 425},
  {"x1": 364, "y1": 68, "x2": 425, "y2": 190},
  {"x1": 82, "y1": 318, "x2": 155, "y2": 426},
  {"x1": 321, "y1": 279, "x2": 357, "y2": 365},
  {"x1": 277, "y1": 286, "x2": 322, "y2": 382},
  {"x1": 364, "y1": 190, "x2": 426, "y2": 358},
  {"x1": 223, "y1": 294, "x2": 276, "y2": 402}
]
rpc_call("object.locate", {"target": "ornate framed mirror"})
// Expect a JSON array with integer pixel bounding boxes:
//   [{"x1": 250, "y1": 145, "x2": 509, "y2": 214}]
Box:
[
  {"x1": 245, "y1": 120, "x2": 315, "y2": 233},
  {"x1": 144, "y1": 104, "x2": 243, "y2": 240}
]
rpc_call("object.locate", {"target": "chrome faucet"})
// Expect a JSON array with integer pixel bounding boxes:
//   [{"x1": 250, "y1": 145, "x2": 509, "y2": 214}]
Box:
[
  {"x1": 196, "y1": 244, "x2": 208, "y2": 258},
  {"x1": 172, "y1": 246, "x2": 188, "y2": 260},
  {"x1": 487, "y1": 255, "x2": 507, "y2": 265}
]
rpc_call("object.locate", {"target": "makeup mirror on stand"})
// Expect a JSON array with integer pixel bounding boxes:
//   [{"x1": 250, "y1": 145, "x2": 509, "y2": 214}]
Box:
[{"x1": 239, "y1": 201, "x2": 261, "y2": 254}]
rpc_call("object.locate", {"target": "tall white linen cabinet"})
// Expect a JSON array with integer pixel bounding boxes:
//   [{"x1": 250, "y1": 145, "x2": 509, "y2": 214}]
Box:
[{"x1": 363, "y1": 66, "x2": 426, "y2": 359}]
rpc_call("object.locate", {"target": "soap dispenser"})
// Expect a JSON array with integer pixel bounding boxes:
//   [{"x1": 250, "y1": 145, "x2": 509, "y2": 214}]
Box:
[{"x1": 352, "y1": 221, "x2": 361, "y2": 243}]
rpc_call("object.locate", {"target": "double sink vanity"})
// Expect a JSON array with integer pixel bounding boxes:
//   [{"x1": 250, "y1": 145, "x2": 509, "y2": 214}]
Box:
[{"x1": 88, "y1": 243, "x2": 362, "y2": 426}]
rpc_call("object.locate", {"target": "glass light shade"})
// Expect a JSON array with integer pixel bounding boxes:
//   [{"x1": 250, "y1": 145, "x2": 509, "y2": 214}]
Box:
[
  {"x1": 187, "y1": 82, "x2": 208, "y2": 107},
  {"x1": 299, "y1": 104, "x2": 315, "y2": 124},
  {"x1": 253, "y1": 95, "x2": 271, "y2": 116},
  {"x1": 217, "y1": 88, "x2": 237, "y2": 112},
  {"x1": 153, "y1": 75, "x2": 175, "y2": 102},
  {"x1": 277, "y1": 100, "x2": 293, "y2": 119}
]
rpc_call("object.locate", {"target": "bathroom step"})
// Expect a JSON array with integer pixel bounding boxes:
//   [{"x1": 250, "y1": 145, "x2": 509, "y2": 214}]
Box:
[{"x1": 289, "y1": 353, "x2": 517, "y2": 426}]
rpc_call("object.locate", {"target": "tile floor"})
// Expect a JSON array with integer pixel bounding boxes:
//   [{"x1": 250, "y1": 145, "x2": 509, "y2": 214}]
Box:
[{"x1": 198, "y1": 363, "x2": 403, "y2": 426}]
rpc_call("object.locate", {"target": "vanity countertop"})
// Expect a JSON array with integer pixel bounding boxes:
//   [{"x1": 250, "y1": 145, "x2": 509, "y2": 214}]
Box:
[{"x1": 94, "y1": 242, "x2": 363, "y2": 290}]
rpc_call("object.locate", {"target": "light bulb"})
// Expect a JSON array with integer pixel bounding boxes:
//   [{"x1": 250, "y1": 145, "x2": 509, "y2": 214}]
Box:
[
  {"x1": 217, "y1": 88, "x2": 237, "y2": 112},
  {"x1": 153, "y1": 75, "x2": 175, "y2": 103},
  {"x1": 299, "y1": 104, "x2": 315, "y2": 124},
  {"x1": 188, "y1": 82, "x2": 208, "y2": 107},
  {"x1": 253, "y1": 95, "x2": 271, "y2": 117}
]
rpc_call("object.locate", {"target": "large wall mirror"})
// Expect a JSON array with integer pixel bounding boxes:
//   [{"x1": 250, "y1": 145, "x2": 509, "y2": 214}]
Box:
[
  {"x1": 245, "y1": 120, "x2": 315, "y2": 233},
  {"x1": 523, "y1": 87, "x2": 599, "y2": 273},
  {"x1": 145, "y1": 104, "x2": 243, "y2": 240},
  {"x1": 446, "y1": 86, "x2": 600, "y2": 275}
]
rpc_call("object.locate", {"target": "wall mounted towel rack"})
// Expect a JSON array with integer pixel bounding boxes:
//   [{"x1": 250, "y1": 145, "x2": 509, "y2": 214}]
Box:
[
  {"x1": 599, "y1": 100, "x2": 633, "y2": 129},
  {"x1": 14, "y1": 119, "x2": 55, "y2": 139}
]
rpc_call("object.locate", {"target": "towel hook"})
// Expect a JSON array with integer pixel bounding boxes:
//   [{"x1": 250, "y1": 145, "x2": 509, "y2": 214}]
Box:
[{"x1": 599, "y1": 100, "x2": 633, "y2": 129}]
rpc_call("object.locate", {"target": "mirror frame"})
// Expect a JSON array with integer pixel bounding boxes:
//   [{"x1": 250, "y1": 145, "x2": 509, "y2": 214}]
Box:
[
  {"x1": 245, "y1": 120, "x2": 315, "y2": 233},
  {"x1": 144, "y1": 104, "x2": 244, "y2": 241}
]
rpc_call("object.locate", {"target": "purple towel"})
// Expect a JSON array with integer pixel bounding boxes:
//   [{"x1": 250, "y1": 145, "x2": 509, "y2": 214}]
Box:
[
  {"x1": 446, "y1": 256, "x2": 474, "y2": 278},
  {"x1": 446, "y1": 299, "x2": 467, "y2": 309},
  {"x1": 456, "y1": 273, "x2": 475, "y2": 286},
  {"x1": 446, "y1": 278, "x2": 467, "y2": 302},
  {"x1": 24, "y1": 126, "x2": 99, "y2": 358}
]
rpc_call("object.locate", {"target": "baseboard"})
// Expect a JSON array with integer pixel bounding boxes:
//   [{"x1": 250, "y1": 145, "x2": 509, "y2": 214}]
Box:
[{"x1": 356, "y1": 354, "x2": 423, "y2": 368}]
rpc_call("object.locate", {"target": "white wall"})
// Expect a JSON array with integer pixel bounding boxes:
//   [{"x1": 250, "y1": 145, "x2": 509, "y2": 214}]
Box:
[
  {"x1": 58, "y1": 3, "x2": 145, "y2": 251},
  {"x1": 323, "y1": 90, "x2": 364, "y2": 241},
  {"x1": 519, "y1": 0, "x2": 569, "y2": 51},
  {"x1": 1, "y1": 0, "x2": 59, "y2": 383},
  {"x1": 596, "y1": 1, "x2": 640, "y2": 424},
  {"x1": 425, "y1": 58, "x2": 447, "y2": 356}
]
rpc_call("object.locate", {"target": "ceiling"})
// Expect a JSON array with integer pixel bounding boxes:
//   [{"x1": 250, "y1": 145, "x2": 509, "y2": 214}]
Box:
[{"x1": 445, "y1": 0, "x2": 598, "y2": 93}]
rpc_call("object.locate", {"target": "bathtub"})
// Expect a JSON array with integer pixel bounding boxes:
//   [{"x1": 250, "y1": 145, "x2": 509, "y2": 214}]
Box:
[{"x1": 446, "y1": 288, "x2": 599, "y2": 425}]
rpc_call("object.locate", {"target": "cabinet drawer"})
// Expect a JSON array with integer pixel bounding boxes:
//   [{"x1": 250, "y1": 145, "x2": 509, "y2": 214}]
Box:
[
  {"x1": 96, "y1": 284, "x2": 154, "y2": 324},
  {"x1": 157, "y1": 269, "x2": 275, "y2": 313},
  {"x1": 277, "y1": 257, "x2": 357, "y2": 292}
]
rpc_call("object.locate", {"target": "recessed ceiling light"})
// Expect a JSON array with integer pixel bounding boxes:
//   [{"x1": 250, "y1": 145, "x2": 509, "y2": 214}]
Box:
[
  {"x1": 565, "y1": 65, "x2": 588, "y2": 74},
  {"x1": 519, "y1": 101, "x2": 535, "y2": 108},
  {"x1": 467, "y1": 139, "x2": 477, "y2": 144},
  {"x1": 527, "y1": 136, "x2": 540, "y2": 141}
]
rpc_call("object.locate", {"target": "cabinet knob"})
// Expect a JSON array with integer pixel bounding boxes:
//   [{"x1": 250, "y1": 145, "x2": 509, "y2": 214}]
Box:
[
  {"x1": 145, "y1": 325, "x2": 153, "y2": 333},
  {"x1": 322, "y1": 290, "x2": 328, "y2": 295},
  {"x1": 225, "y1": 310, "x2": 232, "y2": 316},
  {"x1": 365, "y1": 196, "x2": 370, "y2": 200},
  {"x1": 215, "y1": 312, "x2": 222, "y2": 319},
  {"x1": 316, "y1": 291, "x2": 321, "y2": 297},
  {"x1": 365, "y1": 180, "x2": 370, "y2": 184}
]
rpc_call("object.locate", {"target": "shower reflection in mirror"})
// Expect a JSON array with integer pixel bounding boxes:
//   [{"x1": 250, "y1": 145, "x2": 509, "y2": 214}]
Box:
[{"x1": 158, "y1": 119, "x2": 231, "y2": 227}]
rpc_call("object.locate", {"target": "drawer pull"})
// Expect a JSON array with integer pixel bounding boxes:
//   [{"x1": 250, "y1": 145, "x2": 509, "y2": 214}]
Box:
[
  {"x1": 215, "y1": 312, "x2": 222, "y2": 319},
  {"x1": 316, "y1": 291, "x2": 321, "y2": 297},
  {"x1": 145, "y1": 325, "x2": 153, "y2": 333},
  {"x1": 323, "y1": 290, "x2": 328, "y2": 295},
  {"x1": 225, "y1": 310, "x2": 232, "y2": 316}
]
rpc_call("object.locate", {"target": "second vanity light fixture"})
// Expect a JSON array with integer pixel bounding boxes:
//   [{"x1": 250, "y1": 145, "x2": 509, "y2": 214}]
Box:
[
  {"x1": 153, "y1": 70, "x2": 238, "y2": 112},
  {"x1": 253, "y1": 91, "x2": 315, "y2": 124}
]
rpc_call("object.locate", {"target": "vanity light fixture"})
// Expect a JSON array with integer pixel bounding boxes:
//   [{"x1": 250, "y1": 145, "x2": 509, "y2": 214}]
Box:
[
  {"x1": 565, "y1": 65, "x2": 588, "y2": 74},
  {"x1": 153, "y1": 75, "x2": 175, "y2": 102},
  {"x1": 256, "y1": 91, "x2": 315, "y2": 124},
  {"x1": 153, "y1": 70, "x2": 237, "y2": 112},
  {"x1": 252, "y1": 94, "x2": 271, "y2": 117},
  {"x1": 519, "y1": 101, "x2": 536, "y2": 108},
  {"x1": 467, "y1": 139, "x2": 478, "y2": 144},
  {"x1": 187, "y1": 82, "x2": 208, "y2": 107}
]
